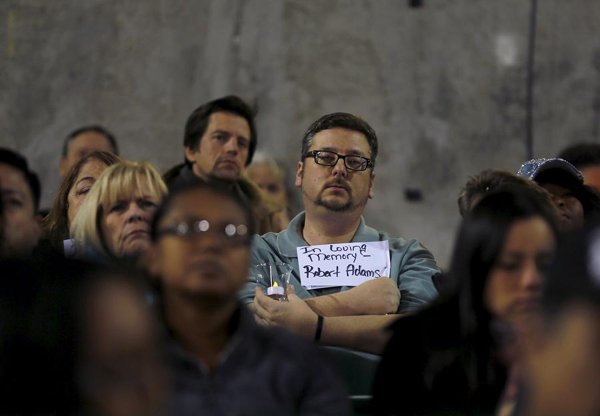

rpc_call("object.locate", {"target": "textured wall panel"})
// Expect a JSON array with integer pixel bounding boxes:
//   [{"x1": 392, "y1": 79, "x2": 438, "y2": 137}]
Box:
[{"x1": 2, "y1": 0, "x2": 600, "y2": 266}]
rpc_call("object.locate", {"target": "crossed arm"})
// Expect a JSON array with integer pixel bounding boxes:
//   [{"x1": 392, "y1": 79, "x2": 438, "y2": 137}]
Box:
[{"x1": 250, "y1": 277, "x2": 401, "y2": 354}]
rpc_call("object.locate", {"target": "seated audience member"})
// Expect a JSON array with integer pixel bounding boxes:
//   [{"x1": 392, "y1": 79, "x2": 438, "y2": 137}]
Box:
[
  {"x1": 0, "y1": 148, "x2": 42, "y2": 259},
  {"x1": 247, "y1": 152, "x2": 299, "y2": 226},
  {"x1": 148, "y1": 183, "x2": 350, "y2": 416},
  {"x1": 457, "y1": 169, "x2": 555, "y2": 217},
  {"x1": 163, "y1": 95, "x2": 286, "y2": 234},
  {"x1": 242, "y1": 112, "x2": 439, "y2": 354},
  {"x1": 0, "y1": 258, "x2": 168, "y2": 416},
  {"x1": 43, "y1": 151, "x2": 122, "y2": 253},
  {"x1": 519, "y1": 226, "x2": 600, "y2": 416},
  {"x1": 60, "y1": 125, "x2": 119, "y2": 177},
  {"x1": 70, "y1": 161, "x2": 167, "y2": 265},
  {"x1": 442, "y1": 169, "x2": 557, "y2": 294},
  {"x1": 558, "y1": 142, "x2": 600, "y2": 192},
  {"x1": 517, "y1": 157, "x2": 600, "y2": 231},
  {"x1": 372, "y1": 189, "x2": 559, "y2": 416}
]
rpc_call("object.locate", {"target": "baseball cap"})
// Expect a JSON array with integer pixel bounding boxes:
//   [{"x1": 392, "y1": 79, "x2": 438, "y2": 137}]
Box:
[{"x1": 516, "y1": 158, "x2": 583, "y2": 189}]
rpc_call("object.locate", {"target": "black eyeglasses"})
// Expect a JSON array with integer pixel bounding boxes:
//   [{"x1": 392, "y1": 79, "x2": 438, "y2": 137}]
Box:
[
  {"x1": 156, "y1": 220, "x2": 250, "y2": 246},
  {"x1": 304, "y1": 150, "x2": 373, "y2": 171}
]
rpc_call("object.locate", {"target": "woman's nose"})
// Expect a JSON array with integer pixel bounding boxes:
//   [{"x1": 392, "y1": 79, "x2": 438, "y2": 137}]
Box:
[{"x1": 126, "y1": 203, "x2": 145, "y2": 222}]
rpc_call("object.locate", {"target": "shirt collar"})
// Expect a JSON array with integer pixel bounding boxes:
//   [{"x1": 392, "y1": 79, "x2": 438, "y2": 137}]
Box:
[{"x1": 277, "y1": 211, "x2": 381, "y2": 258}]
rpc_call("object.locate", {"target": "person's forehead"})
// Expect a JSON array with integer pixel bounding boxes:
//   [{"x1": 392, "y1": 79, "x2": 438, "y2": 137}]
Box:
[
  {"x1": 539, "y1": 182, "x2": 570, "y2": 193},
  {"x1": 207, "y1": 111, "x2": 251, "y2": 134},
  {"x1": 76, "y1": 159, "x2": 108, "y2": 181},
  {"x1": 166, "y1": 189, "x2": 246, "y2": 222},
  {"x1": 501, "y1": 216, "x2": 555, "y2": 251},
  {"x1": 69, "y1": 132, "x2": 113, "y2": 153},
  {"x1": 0, "y1": 163, "x2": 32, "y2": 197},
  {"x1": 310, "y1": 128, "x2": 370, "y2": 154},
  {"x1": 247, "y1": 163, "x2": 283, "y2": 180},
  {"x1": 103, "y1": 178, "x2": 162, "y2": 207}
]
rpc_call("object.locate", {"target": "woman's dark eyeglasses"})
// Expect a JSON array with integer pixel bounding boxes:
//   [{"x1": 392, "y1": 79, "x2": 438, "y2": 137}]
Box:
[
  {"x1": 156, "y1": 220, "x2": 250, "y2": 245},
  {"x1": 304, "y1": 150, "x2": 373, "y2": 171}
]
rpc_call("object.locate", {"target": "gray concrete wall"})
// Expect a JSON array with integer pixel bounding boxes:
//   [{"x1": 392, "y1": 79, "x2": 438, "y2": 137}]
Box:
[{"x1": 2, "y1": 0, "x2": 600, "y2": 267}]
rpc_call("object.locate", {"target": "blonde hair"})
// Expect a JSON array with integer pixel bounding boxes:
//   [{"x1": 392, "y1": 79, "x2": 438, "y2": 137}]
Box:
[{"x1": 70, "y1": 161, "x2": 167, "y2": 259}]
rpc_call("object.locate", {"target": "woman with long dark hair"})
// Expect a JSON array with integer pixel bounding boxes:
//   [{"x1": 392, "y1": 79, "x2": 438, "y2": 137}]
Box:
[
  {"x1": 372, "y1": 188, "x2": 559, "y2": 415},
  {"x1": 42, "y1": 151, "x2": 121, "y2": 252}
]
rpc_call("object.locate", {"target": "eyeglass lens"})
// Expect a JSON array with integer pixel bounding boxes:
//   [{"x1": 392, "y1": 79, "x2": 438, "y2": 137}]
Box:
[{"x1": 314, "y1": 151, "x2": 368, "y2": 171}]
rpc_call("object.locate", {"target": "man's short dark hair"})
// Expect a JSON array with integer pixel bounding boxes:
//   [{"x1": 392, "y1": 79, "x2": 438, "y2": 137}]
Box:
[
  {"x1": 183, "y1": 95, "x2": 257, "y2": 166},
  {"x1": 457, "y1": 169, "x2": 552, "y2": 217},
  {"x1": 300, "y1": 112, "x2": 378, "y2": 167},
  {"x1": 0, "y1": 148, "x2": 41, "y2": 212},
  {"x1": 62, "y1": 125, "x2": 118, "y2": 157},
  {"x1": 558, "y1": 143, "x2": 600, "y2": 170}
]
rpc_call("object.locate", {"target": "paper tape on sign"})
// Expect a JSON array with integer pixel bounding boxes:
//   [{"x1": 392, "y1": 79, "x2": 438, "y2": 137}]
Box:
[{"x1": 297, "y1": 241, "x2": 391, "y2": 289}]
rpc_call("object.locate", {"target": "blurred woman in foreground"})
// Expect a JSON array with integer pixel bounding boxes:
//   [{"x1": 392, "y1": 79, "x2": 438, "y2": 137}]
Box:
[
  {"x1": 519, "y1": 225, "x2": 600, "y2": 416},
  {"x1": 0, "y1": 258, "x2": 168, "y2": 415},
  {"x1": 70, "y1": 161, "x2": 167, "y2": 265},
  {"x1": 373, "y1": 189, "x2": 559, "y2": 416}
]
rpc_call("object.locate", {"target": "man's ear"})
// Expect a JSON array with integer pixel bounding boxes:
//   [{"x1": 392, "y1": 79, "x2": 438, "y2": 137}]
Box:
[
  {"x1": 368, "y1": 171, "x2": 376, "y2": 199},
  {"x1": 59, "y1": 158, "x2": 68, "y2": 178},
  {"x1": 294, "y1": 161, "x2": 304, "y2": 188},
  {"x1": 184, "y1": 146, "x2": 197, "y2": 164}
]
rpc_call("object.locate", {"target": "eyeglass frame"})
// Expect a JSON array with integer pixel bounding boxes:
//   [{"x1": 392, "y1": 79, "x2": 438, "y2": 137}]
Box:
[
  {"x1": 303, "y1": 150, "x2": 374, "y2": 171},
  {"x1": 155, "y1": 219, "x2": 251, "y2": 246}
]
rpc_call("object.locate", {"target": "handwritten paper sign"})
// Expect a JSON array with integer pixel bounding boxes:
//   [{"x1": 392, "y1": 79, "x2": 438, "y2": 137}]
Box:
[{"x1": 297, "y1": 241, "x2": 390, "y2": 289}]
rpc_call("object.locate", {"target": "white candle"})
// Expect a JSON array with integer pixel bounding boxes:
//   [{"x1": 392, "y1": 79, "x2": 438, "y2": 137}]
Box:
[{"x1": 267, "y1": 286, "x2": 285, "y2": 296}]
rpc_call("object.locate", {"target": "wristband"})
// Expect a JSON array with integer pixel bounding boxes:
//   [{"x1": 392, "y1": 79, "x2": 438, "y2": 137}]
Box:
[{"x1": 314, "y1": 315, "x2": 324, "y2": 342}]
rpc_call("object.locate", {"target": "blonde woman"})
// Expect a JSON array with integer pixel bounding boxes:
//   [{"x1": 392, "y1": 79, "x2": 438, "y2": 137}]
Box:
[{"x1": 70, "y1": 161, "x2": 167, "y2": 263}]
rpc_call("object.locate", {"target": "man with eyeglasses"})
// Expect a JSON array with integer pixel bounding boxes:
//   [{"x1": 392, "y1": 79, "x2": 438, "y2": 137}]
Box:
[
  {"x1": 241, "y1": 112, "x2": 439, "y2": 354},
  {"x1": 148, "y1": 182, "x2": 350, "y2": 415}
]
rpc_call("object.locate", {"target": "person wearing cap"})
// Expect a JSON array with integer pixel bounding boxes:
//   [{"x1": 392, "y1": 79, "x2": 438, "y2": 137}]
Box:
[
  {"x1": 520, "y1": 226, "x2": 600, "y2": 416},
  {"x1": 517, "y1": 158, "x2": 600, "y2": 232},
  {"x1": 0, "y1": 148, "x2": 42, "y2": 259}
]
